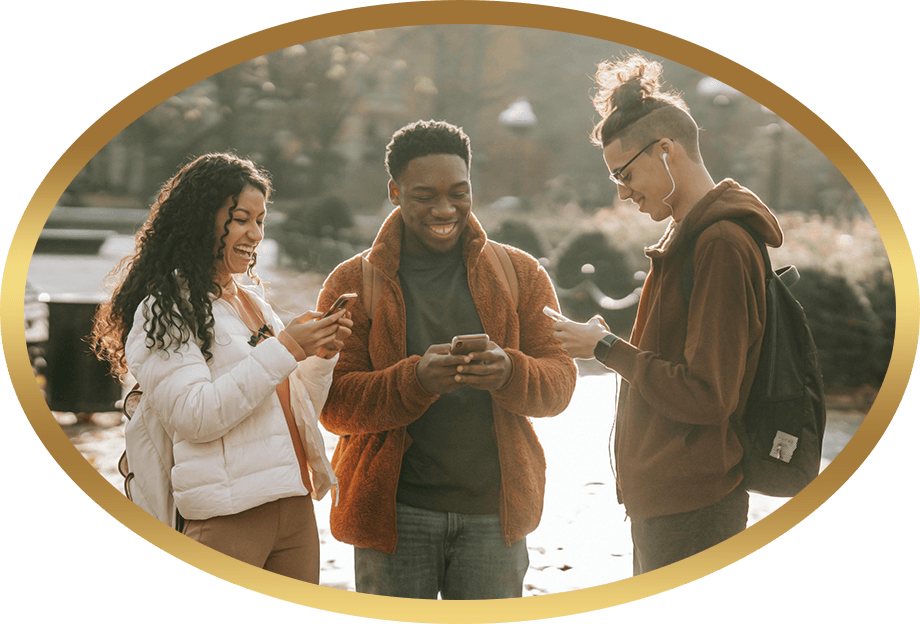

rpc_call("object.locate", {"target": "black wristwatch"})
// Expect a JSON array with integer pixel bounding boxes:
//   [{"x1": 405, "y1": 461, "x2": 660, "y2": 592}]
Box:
[{"x1": 594, "y1": 333, "x2": 619, "y2": 363}]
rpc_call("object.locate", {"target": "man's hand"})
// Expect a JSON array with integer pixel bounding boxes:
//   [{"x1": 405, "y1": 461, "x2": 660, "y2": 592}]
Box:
[
  {"x1": 416, "y1": 344, "x2": 471, "y2": 395},
  {"x1": 452, "y1": 341, "x2": 513, "y2": 392},
  {"x1": 551, "y1": 314, "x2": 612, "y2": 360}
]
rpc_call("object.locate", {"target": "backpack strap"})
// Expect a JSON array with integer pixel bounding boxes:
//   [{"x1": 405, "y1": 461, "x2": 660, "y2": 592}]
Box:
[
  {"x1": 359, "y1": 240, "x2": 519, "y2": 322},
  {"x1": 361, "y1": 250, "x2": 382, "y2": 321},
  {"x1": 484, "y1": 240, "x2": 519, "y2": 310}
]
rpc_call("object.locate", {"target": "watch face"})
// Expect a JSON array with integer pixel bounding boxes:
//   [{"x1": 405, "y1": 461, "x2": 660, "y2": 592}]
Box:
[
  {"x1": 595, "y1": 335, "x2": 617, "y2": 361},
  {"x1": 594, "y1": 337, "x2": 609, "y2": 361}
]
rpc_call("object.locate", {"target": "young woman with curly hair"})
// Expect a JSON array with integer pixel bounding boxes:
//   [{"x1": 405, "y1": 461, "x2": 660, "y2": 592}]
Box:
[{"x1": 92, "y1": 152, "x2": 352, "y2": 583}]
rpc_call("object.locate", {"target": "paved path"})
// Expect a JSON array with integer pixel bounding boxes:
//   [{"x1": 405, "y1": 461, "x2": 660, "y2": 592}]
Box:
[{"x1": 57, "y1": 373, "x2": 864, "y2": 596}]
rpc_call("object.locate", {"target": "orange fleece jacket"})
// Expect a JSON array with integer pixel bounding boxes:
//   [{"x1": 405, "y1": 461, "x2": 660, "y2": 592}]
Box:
[
  {"x1": 605, "y1": 180, "x2": 784, "y2": 519},
  {"x1": 317, "y1": 209, "x2": 577, "y2": 553}
]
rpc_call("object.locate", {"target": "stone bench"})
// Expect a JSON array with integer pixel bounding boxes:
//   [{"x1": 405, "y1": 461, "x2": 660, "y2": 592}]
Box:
[{"x1": 35, "y1": 228, "x2": 117, "y2": 255}]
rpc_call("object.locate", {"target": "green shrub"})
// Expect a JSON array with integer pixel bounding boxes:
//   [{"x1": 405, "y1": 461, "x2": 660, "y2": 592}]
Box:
[
  {"x1": 792, "y1": 268, "x2": 882, "y2": 392},
  {"x1": 275, "y1": 195, "x2": 362, "y2": 273},
  {"x1": 860, "y1": 268, "x2": 895, "y2": 386},
  {"x1": 490, "y1": 219, "x2": 546, "y2": 259},
  {"x1": 285, "y1": 194, "x2": 355, "y2": 239},
  {"x1": 552, "y1": 230, "x2": 640, "y2": 335}
]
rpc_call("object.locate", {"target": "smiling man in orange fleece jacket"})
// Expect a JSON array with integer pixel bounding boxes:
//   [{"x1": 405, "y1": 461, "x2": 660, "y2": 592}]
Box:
[{"x1": 317, "y1": 120, "x2": 577, "y2": 599}]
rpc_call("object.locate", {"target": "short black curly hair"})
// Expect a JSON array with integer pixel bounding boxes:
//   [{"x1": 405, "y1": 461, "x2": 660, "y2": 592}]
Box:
[{"x1": 385, "y1": 119, "x2": 471, "y2": 182}]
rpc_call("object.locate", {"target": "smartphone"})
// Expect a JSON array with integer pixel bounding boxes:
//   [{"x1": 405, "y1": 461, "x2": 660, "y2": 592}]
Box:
[
  {"x1": 450, "y1": 333, "x2": 490, "y2": 355},
  {"x1": 322, "y1": 293, "x2": 358, "y2": 318},
  {"x1": 542, "y1": 305, "x2": 568, "y2": 322}
]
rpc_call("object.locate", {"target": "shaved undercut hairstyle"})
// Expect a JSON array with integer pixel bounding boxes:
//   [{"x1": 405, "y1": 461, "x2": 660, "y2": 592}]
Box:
[{"x1": 591, "y1": 54, "x2": 702, "y2": 162}]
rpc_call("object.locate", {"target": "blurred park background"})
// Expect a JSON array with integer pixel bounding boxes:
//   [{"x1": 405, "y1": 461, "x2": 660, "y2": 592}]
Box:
[
  {"x1": 38, "y1": 24, "x2": 893, "y2": 396},
  {"x1": 22, "y1": 24, "x2": 893, "y2": 593}
]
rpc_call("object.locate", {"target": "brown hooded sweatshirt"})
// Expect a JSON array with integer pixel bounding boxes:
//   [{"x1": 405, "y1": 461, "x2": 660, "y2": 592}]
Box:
[
  {"x1": 604, "y1": 179, "x2": 784, "y2": 520},
  {"x1": 317, "y1": 209, "x2": 577, "y2": 553}
]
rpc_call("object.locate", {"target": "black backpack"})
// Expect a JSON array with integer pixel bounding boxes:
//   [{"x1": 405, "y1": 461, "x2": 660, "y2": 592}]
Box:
[{"x1": 681, "y1": 218, "x2": 827, "y2": 497}]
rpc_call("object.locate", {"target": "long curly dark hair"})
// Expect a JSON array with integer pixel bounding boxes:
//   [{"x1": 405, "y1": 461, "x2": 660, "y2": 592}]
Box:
[{"x1": 91, "y1": 152, "x2": 272, "y2": 380}]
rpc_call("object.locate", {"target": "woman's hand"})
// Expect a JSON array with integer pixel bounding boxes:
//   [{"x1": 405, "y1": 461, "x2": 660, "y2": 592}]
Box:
[
  {"x1": 551, "y1": 314, "x2": 612, "y2": 360},
  {"x1": 281, "y1": 309, "x2": 348, "y2": 358},
  {"x1": 316, "y1": 312, "x2": 354, "y2": 360}
]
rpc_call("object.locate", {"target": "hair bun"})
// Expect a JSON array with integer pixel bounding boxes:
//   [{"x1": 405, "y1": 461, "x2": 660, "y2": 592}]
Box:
[
  {"x1": 590, "y1": 54, "x2": 690, "y2": 147},
  {"x1": 593, "y1": 55, "x2": 665, "y2": 117},
  {"x1": 610, "y1": 74, "x2": 650, "y2": 112}
]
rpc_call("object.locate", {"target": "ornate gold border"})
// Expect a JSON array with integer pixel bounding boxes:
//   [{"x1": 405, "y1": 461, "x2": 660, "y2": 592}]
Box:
[{"x1": 2, "y1": 1, "x2": 917, "y2": 622}]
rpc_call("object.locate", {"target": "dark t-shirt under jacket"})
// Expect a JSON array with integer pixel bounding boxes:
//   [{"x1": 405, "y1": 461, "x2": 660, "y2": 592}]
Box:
[{"x1": 396, "y1": 244, "x2": 502, "y2": 514}]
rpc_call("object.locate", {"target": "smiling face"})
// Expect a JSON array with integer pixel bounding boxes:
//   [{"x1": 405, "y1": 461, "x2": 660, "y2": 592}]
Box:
[
  {"x1": 390, "y1": 153, "x2": 472, "y2": 254},
  {"x1": 213, "y1": 184, "x2": 266, "y2": 282},
  {"x1": 603, "y1": 138, "x2": 675, "y2": 222}
]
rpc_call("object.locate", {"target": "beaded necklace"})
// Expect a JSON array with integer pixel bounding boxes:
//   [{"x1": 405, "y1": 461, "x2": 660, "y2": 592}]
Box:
[{"x1": 220, "y1": 282, "x2": 272, "y2": 347}]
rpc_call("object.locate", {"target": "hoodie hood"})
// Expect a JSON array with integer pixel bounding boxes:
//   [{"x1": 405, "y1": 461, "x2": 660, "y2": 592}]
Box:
[{"x1": 646, "y1": 179, "x2": 783, "y2": 259}]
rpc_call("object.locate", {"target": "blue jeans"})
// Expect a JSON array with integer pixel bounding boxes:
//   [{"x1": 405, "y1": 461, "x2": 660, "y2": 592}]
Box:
[
  {"x1": 354, "y1": 502, "x2": 529, "y2": 599},
  {"x1": 630, "y1": 485, "x2": 749, "y2": 575}
]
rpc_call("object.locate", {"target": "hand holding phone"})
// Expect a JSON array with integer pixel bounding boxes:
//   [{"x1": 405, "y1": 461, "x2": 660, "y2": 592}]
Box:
[
  {"x1": 542, "y1": 305, "x2": 569, "y2": 323},
  {"x1": 450, "y1": 334, "x2": 513, "y2": 391},
  {"x1": 322, "y1": 293, "x2": 358, "y2": 318},
  {"x1": 450, "y1": 333, "x2": 490, "y2": 356}
]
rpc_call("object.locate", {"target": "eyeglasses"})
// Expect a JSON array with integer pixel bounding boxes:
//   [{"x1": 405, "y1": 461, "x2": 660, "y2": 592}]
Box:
[{"x1": 609, "y1": 139, "x2": 662, "y2": 183}]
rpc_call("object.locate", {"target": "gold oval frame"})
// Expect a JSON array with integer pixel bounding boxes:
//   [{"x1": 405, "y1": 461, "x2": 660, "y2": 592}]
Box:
[{"x1": 2, "y1": 1, "x2": 917, "y2": 622}]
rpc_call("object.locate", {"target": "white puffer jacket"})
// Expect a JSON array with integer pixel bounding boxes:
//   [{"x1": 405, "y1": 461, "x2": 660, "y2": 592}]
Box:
[{"x1": 124, "y1": 282, "x2": 337, "y2": 522}]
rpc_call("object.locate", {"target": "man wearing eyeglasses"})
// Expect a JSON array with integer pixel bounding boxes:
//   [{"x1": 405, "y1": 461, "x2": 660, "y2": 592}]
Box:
[{"x1": 549, "y1": 54, "x2": 784, "y2": 574}]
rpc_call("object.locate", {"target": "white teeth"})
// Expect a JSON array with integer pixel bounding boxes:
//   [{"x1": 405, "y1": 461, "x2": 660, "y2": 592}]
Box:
[{"x1": 429, "y1": 223, "x2": 456, "y2": 236}]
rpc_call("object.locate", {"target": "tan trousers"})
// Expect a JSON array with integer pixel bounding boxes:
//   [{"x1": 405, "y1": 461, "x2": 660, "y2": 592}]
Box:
[{"x1": 183, "y1": 495, "x2": 319, "y2": 583}]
